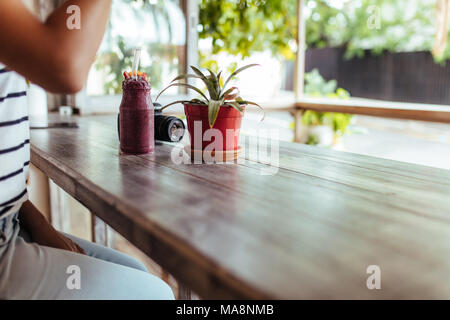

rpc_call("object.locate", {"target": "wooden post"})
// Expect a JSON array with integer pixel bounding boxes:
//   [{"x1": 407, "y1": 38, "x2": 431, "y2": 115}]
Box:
[
  {"x1": 433, "y1": 0, "x2": 450, "y2": 58},
  {"x1": 184, "y1": 0, "x2": 199, "y2": 84},
  {"x1": 91, "y1": 215, "x2": 111, "y2": 247},
  {"x1": 178, "y1": 1, "x2": 197, "y2": 298},
  {"x1": 294, "y1": 0, "x2": 306, "y2": 99},
  {"x1": 49, "y1": 180, "x2": 71, "y2": 233},
  {"x1": 293, "y1": 109, "x2": 304, "y2": 143},
  {"x1": 293, "y1": 0, "x2": 306, "y2": 143},
  {"x1": 28, "y1": 165, "x2": 51, "y2": 222},
  {"x1": 178, "y1": 284, "x2": 192, "y2": 300}
]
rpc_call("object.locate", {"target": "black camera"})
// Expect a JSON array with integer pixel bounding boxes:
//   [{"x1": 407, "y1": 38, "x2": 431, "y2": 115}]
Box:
[{"x1": 153, "y1": 103, "x2": 185, "y2": 142}]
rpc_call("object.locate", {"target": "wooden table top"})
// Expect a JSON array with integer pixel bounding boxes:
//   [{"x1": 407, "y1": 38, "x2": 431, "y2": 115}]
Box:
[{"x1": 30, "y1": 115, "x2": 450, "y2": 299}]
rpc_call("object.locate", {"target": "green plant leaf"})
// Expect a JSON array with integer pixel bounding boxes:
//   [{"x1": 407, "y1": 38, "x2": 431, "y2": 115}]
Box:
[
  {"x1": 190, "y1": 65, "x2": 208, "y2": 80},
  {"x1": 240, "y1": 100, "x2": 266, "y2": 121},
  {"x1": 156, "y1": 83, "x2": 209, "y2": 102},
  {"x1": 226, "y1": 101, "x2": 244, "y2": 113},
  {"x1": 160, "y1": 100, "x2": 192, "y2": 111},
  {"x1": 221, "y1": 64, "x2": 260, "y2": 95},
  {"x1": 217, "y1": 71, "x2": 222, "y2": 83},
  {"x1": 191, "y1": 66, "x2": 217, "y2": 100},
  {"x1": 190, "y1": 98, "x2": 208, "y2": 105},
  {"x1": 207, "y1": 68, "x2": 221, "y2": 98},
  {"x1": 217, "y1": 70, "x2": 224, "y2": 88},
  {"x1": 208, "y1": 99, "x2": 224, "y2": 128},
  {"x1": 206, "y1": 68, "x2": 216, "y2": 79},
  {"x1": 206, "y1": 77, "x2": 220, "y2": 99},
  {"x1": 171, "y1": 74, "x2": 202, "y2": 83},
  {"x1": 221, "y1": 86, "x2": 240, "y2": 100}
]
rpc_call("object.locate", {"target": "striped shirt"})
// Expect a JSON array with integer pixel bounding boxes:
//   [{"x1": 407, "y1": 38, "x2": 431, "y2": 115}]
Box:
[{"x1": 0, "y1": 63, "x2": 29, "y2": 219}]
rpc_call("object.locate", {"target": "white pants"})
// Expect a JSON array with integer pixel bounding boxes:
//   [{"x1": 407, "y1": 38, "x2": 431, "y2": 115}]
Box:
[{"x1": 0, "y1": 212, "x2": 174, "y2": 300}]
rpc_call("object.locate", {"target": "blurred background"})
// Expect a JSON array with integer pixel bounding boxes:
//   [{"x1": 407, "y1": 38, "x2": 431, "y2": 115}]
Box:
[{"x1": 81, "y1": 0, "x2": 450, "y2": 170}]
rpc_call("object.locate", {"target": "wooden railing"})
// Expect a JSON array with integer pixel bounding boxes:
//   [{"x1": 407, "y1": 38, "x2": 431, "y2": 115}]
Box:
[
  {"x1": 252, "y1": 96, "x2": 450, "y2": 142},
  {"x1": 292, "y1": 97, "x2": 450, "y2": 142}
]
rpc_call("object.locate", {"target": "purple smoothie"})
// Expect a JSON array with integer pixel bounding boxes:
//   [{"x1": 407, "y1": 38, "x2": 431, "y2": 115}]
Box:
[{"x1": 119, "y1": 77, "x2": 155, "y2": 154}]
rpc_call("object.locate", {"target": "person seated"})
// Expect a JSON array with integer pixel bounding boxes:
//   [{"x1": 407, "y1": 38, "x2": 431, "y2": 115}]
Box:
[{"x1": 0, "y1": 0, "x2": 174, "y2": 300}]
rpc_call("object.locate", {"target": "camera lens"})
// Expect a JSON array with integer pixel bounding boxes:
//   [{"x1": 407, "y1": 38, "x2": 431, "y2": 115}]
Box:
[
  {"x1": 168, "y1": 119, "x2": 184, "y2": 141},
  {"x1": 155, "y1": 115, "x2": 185, "y2": 142}
]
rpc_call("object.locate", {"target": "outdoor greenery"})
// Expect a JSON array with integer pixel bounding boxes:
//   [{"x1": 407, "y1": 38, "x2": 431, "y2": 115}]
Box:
[
  {"x1": 94, "y1": 0, "x2": 180, "y2": 94},
  {"x1": 301, "y1": 69, "x2": 353, "y2": 144},
  {"x1": 95, "y1": 38, "x2": 177, "y2": 94},
  {"x1": 156, "y1": 64, "x2": 264, "y2": 127},
  {"x1": 198, "y1": 0, "x2": 436, "y2": 145},
  {"x1": 199, "y1": 0, "x2": 298, "y2": 60},
  {"x1": 199, "y1": 0, "x2": 440, "y2": 61},
  {"x1": 96, "y1": 0, "x2": 442, "y2": 94}
]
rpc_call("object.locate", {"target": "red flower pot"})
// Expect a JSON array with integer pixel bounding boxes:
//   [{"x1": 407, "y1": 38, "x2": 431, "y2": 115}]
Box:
[{"x1": 184, "y1": 104, "x2": 245, "y2": 151}]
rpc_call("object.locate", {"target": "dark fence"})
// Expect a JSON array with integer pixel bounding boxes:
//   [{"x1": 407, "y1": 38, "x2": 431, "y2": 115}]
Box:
[{"x1": 285, "y1": 47, "x2": 450, "y2": 105}]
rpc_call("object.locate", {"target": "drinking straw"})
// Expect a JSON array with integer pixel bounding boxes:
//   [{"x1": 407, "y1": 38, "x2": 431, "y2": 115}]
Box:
[{"x1": 131, "y1": 48, "x2": 142, "y2": 79}]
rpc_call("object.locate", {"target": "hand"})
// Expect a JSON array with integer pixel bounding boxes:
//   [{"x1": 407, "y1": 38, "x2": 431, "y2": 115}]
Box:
[
  {"x1": 31, "y1": 224, "x2": 86, "y2": 255},
  {"x1": 19, "y1": 201, "x2": 86, "y2": 254}
]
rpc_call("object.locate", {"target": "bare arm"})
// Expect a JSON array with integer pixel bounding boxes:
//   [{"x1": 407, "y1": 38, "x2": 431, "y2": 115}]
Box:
[{"x1": 0, "y1": 0, "x2": 112, "y2": 93}]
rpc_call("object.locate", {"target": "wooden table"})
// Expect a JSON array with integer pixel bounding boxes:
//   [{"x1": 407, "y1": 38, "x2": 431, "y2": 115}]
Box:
[{"x1": 30, "y1": 115, "x2": 450, "y2": 299}]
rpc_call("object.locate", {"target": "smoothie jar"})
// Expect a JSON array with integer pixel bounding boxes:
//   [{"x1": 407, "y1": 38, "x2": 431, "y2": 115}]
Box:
[{"x1": 119, "y1": 76, "x2": 155, "y2": 154}]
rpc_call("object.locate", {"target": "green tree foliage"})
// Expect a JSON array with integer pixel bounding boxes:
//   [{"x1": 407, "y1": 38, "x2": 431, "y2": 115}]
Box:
[
  {"x1": 302, "y1": 69, "x2": 353, "y2": 140},
  {"x1": 94, "y1": 0, "x2": 179, "y2": 94},
  {"x1": 199, "y1": 0, "x2": 298, "y2": 59},
  {"x1": 97, "y1": 0, "x2": 441, "y2": 94},
  {"x1": 96, "y1": 39, "x2": 177, "y2": 94},
  {"x1": 340, "y1": 0, "x2": 435, "y2": 60},
  {"x1": 199, "y1": 0, "x2": 439, "y2": 61}
]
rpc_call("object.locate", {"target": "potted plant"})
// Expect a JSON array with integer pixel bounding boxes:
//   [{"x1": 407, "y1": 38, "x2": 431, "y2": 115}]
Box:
[
  {"x1": 300, "y1": 110, "x2": 353, "y2": 147},
  {"x1": 156, "y1": 64, "x2": 263, "y2": 155},
  {"x1": 298, "y1": 69, "x2": 353, "y2": 147}
]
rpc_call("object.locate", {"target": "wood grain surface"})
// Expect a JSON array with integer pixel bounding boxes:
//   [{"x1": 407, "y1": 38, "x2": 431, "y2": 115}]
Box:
[{"x1": 30, "y1": 115, "x2": 450, "y2": 299}]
